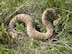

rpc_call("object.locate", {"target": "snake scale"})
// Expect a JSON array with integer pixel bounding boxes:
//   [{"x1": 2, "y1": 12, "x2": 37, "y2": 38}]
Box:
[{"x1": 8, "y1": 8, "x2": 61, "y2": 40}]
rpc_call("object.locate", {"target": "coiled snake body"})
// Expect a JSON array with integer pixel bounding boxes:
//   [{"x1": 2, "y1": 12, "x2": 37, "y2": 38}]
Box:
[{"x1": 8, "y1": 8, "x2": 61, "y2": 40}]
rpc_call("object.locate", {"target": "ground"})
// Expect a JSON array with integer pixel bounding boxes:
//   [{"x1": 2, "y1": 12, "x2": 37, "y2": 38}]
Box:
[{"x1": 0, "y1": 0, "x2": 72, "y2": 54}]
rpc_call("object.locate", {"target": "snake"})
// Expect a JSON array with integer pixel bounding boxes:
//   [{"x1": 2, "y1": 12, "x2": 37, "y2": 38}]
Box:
[{"x1": 8, "y1": 8, "x2": 61, "y2": 40}]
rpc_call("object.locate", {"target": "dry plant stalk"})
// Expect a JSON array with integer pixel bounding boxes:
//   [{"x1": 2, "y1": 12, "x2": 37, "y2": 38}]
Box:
[{"x1": 8, "y1": 8, "x2": 61, "y2": 40}]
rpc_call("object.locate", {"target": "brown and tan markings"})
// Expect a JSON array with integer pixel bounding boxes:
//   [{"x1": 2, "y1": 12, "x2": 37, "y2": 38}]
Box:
[{"x1": 8, "y1": 8, "x2": 61, "y2": 40}]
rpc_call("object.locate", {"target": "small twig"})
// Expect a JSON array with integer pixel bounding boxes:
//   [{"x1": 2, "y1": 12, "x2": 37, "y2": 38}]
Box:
[
  {"x1": 53, "y1": 40, "x2": 72, "y2": 50},
  {"x1": 55, "y1": 7, "x2": 72, "y2": 13},
  {"x1": 4, "y1": 4, "x2": 25, "y2": 23},
  {"x1": 57, "y1": 12, "x2": 72, "y2": 36},
  {"x1": 62, "y1": 42, "x2": 72, "y2": 50},
  {"x1": 53, "y1": 46, "x2": 63, "y2": 54}
]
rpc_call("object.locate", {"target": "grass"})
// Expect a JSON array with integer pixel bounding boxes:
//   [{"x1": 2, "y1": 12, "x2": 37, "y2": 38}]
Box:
[{"x1": 0, "y1": 0, "x2": 72, "y2": 54}]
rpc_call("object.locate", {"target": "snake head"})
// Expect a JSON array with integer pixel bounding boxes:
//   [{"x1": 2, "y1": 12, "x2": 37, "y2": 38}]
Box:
[{"x1": 53, "y1": 14, "x2": 61, "y2": 26}]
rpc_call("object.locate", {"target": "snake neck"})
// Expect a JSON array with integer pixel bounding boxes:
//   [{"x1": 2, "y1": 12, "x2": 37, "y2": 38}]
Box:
[{"x1": 42, "y1": 8, "x2": 54, "y2": 30}]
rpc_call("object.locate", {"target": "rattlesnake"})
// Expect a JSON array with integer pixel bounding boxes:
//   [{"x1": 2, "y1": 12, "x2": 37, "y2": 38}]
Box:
[{"x1": 8, "y1": 8, "x2": 61, "y2": 40}]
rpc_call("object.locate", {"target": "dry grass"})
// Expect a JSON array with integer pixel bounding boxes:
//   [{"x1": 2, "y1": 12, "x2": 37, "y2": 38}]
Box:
[{"x1": 0, "y1": 0, "x2": 72, "y2": 54}]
